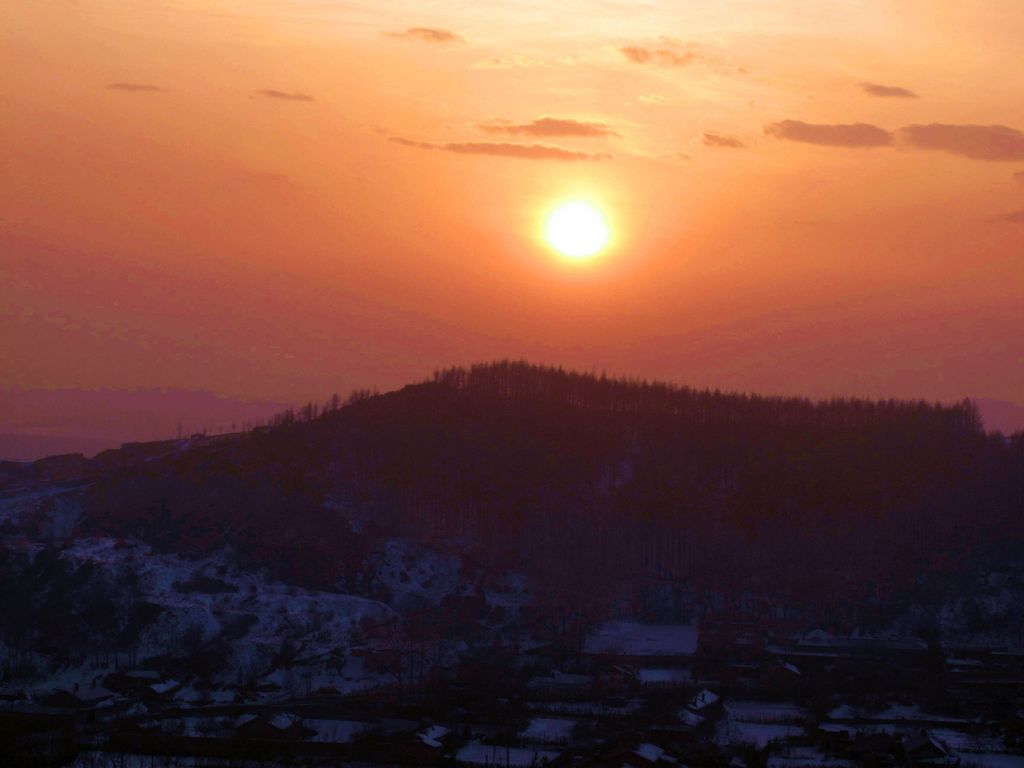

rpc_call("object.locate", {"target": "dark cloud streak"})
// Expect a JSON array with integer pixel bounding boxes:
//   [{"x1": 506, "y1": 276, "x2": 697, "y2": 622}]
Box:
[
  {"x1": 702, "y1": 131, "x2": 748, "y2": 148},
  {"x1": 898, "y1": 123, "x2": 1024, "y2": 161},
  {"x1": 385, "y1": 27, "x2": 464, "y2": 44},
  {"x1": 257, "y1": 89, "x2": 314, "y2": 102},
  {"x1": 764, "y1": 120, "x2": 892, "y2": 147},
  {"x1": 478, "y1": 117, "x2": 618, "y2": 138},
  {"x1": 389, "y1": 137, "x2": 609, "y2": 161},
  {"x1": 859, "y1": 82, "x2": 918, "y2": 98},
  {"x1": 620, "y1": 38, "x2": 702, "y2": 67},
  {"x1": 106, "y1": 83, "x2": 165, "y2": 92},
  {"x1": 389, "y1": 137, "x2": 437, "y2": 151}
]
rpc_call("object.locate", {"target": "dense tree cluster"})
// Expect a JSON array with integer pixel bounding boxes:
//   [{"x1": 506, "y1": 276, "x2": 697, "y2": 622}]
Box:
[{"x1": 68, "y1": 361, "x2": 1023, "y2": 605}]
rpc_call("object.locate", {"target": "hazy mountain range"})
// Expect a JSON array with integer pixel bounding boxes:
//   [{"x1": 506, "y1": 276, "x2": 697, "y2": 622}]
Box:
[
  {"x1": 1, "y1": 386, "x2": 1020, "y2": 463},
  {"x1": 0, "y1": 388, "x2": 286, "y2": 461},
  {"x1": 974, "y1": 397, "x2": 1024, "y2": 436}
]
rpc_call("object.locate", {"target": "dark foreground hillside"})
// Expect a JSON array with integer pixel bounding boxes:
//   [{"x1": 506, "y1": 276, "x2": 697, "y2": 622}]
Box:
[
  {"x1": 2, "y1": 362, "x2": 1024, "y2": 767},
  {"x1": 7, "y1": 361, "x2": 1021, "y2": 602}
]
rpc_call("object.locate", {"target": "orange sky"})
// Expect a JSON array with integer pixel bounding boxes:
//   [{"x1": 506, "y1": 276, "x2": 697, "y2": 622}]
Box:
[{"x1": 2, "y1": 0, "x2": 1023, "y2": 405}]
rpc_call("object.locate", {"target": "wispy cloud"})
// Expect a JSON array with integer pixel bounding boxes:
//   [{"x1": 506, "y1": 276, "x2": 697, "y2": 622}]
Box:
[
  {"x1": 470, "y1": 55, "x2": 548, "y2": 69},
  {"x1": 995, "y1": 209, "x2": 1024, "y2": 223},
  {"x1": 106, "y1": 83, "x2": 165, "y2": 93},
  {"x1": 1014, "y1": 170, "x2": 1024, "y2": 184},
  {"x1": 389, "y1": 137, "x2": 610, "y2": 161},
  {"x1": 898, "y1": 123, "x2": 1024, "y2": 161},
  {"x1": 478, "y1": 118, "x2": 618, "y2": 139},
  {"x1": 620, "y1": 38, "x2": 703, "y2": 67},
  {"x1": 702, "y1": 131, "x2": 748, "y2": 148},
  {"x1": 257, "y1": 89, "x2": 314, "y2": 102},
  {"x1": 765, "y1": 119, "x2": 1024, "y2": 160},
  {"x1": 637, "y1": 94, "x2": 669, "y2": 106},
  {"x1": 859, "y1": 82, "x2": 918, "y2": 98},
  {"x1": 388, "y1": 137, "x2": 436, "y2": 151},
  {"x1": 764, "y1": 120, "x2": 893, "y2": 147},
  {"x1": 385, "y1": 27, "x2": 463, "y2": 44}
]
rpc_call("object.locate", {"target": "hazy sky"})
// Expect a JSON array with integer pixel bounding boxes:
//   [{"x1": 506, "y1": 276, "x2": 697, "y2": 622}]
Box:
[{"x1": 2, "y1": 0, "x2": 1023, "y2": 404}]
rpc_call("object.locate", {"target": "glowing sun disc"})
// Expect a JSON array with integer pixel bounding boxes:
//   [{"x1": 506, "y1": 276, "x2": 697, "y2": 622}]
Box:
[{"x1": 545, "y1": 201, "x2": 610, "y2": 259}]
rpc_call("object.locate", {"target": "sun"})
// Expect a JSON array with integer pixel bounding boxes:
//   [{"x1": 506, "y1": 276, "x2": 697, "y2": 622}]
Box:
[{"x1": 545, "y1": 201, "x2": 610, "y2": 260}]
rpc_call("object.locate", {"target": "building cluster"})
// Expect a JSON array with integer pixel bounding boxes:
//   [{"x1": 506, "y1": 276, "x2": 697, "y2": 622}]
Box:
[{"x1": 3, "y1": 616, "x2": 1023, "y2": 767}]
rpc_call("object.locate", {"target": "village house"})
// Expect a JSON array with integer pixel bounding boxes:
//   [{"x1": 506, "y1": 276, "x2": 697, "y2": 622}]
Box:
[
  {"x1": 904, "y1": 732, "x2": 960, "y2": 767},
  {"x1": 233, "y1": 713, "x2": 309, "y2": 741},
  {"x1": 759, "y1": 660, "x2": 801, "y2": 697},
  {"x1": 39, "y1": 686, "x2": 113, "y2": 710}
]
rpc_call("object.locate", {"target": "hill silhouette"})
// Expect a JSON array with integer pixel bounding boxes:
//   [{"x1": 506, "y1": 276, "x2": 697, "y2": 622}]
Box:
[{"x1": 7, "y1": 361, "x2": 1022, "y2": 607}]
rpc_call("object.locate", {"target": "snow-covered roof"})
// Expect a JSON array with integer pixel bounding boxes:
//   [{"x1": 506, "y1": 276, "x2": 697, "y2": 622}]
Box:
[
  {"x1": 58, "y1": 686, "x2": 113, "y2": 703},
  {"x1": 725, "y1": 701, "x2": 807, "y2": 723},
  {"x1": 528, "y1": 670, "x2": 593, "y2": 688},
  {"x1": 677, "y1": 710, "x2": 705, "y2": 728},
  {"x1": 800, "y1": 629, "x2": 836, "y2": 646},
  {"x1": 638, "y1": 668, "x2": 691, "y2": 684},
  {"x1": 817, "y1": 723, "x2": 852, "y2": 733},
  {"x1": 149, "y1": 679, "x2": 180, "y2": 695},
  {"x1": 634, "y1": 742, "x2": 665, "y2": 763},
  {"x1": 520, "y1": 718, "x2": 577, "y2": 744},
  {"x1": 585, "y1": 621, "x2": 698, "y2": 657},
  {"x1": 419, "y1": 724, "x2": 450, "y2": 748},
  {"x1": 233, "y1": 713, "x2": 298, "y2": 732},
  {"x1": 689, "y1": 689, "x2": 720, "y2": 711},
  {"x1": 302, "y1": 719, "x2": 369, "y2": 744},
  {"x1": 269, "y1": 713, "x2": 296, "y2": 730},
  {"x1": 827, "y1": 705, "x2": 857, "y2": 720},
  {"x1": 904, "y1": 733, "x2": 949, "y2": 756}
]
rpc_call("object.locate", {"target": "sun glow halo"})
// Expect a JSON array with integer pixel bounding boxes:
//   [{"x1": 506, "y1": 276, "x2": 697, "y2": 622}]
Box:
[{"x1": 545, "y1": 201, "x2": 610, "y2": 260}]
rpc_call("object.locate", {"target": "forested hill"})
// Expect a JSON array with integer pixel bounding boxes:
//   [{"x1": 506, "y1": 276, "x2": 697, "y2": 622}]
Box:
[
  {"x1": 5, "y1": 362, "x2": 1023, "y2": 601},
  {"x1": 431, "y1": 361, "x2": 985, "y2": 432}
]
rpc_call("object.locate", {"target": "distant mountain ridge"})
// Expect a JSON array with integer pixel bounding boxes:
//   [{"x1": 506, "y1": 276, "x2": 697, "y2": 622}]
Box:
[
  {"x1": 0, "y1": 388, "x2": 288, "y2": 461},
  {"x1": 5, "y1": 381, "x2": 1017, "y2": 464},
  {"x1": 974, "y1": 397, "x2": 1024, "y2": 435}
]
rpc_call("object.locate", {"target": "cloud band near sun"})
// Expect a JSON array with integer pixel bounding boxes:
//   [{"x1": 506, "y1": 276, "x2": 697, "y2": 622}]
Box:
[
  {"x1": 764, "y1": 120, "x2": 892, "y2": 147},
  {"x1": 389, "y1": 137, "x2": 610, "y2": 161},
  {"x1": 765, "y1": 120, "x2": 1024, "y2": 161},
  {"x1": 478, "y1": 118, "x2": 618, "y2": 139}
]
